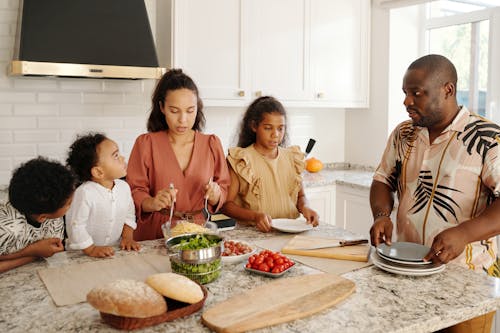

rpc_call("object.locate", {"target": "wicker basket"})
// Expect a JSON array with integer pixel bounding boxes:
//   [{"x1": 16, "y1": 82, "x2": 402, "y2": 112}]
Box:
[{"x1": 99, "y1": 284, "x2": 208, "y2": 330}]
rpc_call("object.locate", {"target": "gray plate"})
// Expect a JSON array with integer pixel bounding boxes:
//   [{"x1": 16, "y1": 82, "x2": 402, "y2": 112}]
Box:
[{"x1": 377, "y1": 242, "x2": 430, "y2": 262}]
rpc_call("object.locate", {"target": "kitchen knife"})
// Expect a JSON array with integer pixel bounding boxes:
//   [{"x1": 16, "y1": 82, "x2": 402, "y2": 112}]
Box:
[
  {"x1": 305, "y1": 138, "x2": 316, "y2": 157},
  {"x1": 295, "y1": 239, "x2": 368, "y2": 250}
]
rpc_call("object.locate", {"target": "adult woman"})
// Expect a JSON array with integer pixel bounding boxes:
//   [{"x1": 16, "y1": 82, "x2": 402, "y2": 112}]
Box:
[{"x1": 127, "y1": 69, "x2": 230, "y2": 240}]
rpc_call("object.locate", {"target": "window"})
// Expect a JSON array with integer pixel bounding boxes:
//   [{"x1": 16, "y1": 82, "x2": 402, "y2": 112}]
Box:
[{"x1": 424, "y1": 0, "x2": 498, "y2": 117}]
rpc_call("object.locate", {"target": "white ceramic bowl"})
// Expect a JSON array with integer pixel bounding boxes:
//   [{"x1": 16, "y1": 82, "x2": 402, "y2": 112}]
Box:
[{"x1": 221, "y1": 239, "x2": 257, "y2": 264}]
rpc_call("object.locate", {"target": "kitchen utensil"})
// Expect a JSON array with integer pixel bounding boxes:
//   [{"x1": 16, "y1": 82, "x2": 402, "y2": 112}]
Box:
[
  {"x1": 165, "y1": 233, "x2": 223, "y2": 264},
  {"x1": 201, "y1": 273, "x2": 355, "y2": 333},
  {"x1": 304, "y1": 138, "x2": 316, "y2": 157},
  {"x1": 295, "y1": 238, "x2": 368, "y2": 250},
  {"x1": 161, "y1": 183, "x2": 175, "y2": 238},
  {"x1": 281, "y1": 235, "x2": 370, "y2": 262},
  {"x1": 271, "y1": 218, "x2": 314, "y2": 233},
  {"x1": 202, "y1": 178, "x2": 213, "y2": 227}
]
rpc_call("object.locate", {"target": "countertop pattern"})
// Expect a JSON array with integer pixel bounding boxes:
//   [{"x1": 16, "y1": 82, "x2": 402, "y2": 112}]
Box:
[
  {"x1": 303, "y1": 168, "x2": 374, "y2": 190},
  {"x1": 1, "y1": 225, "x2": 499, "y2": 333}
]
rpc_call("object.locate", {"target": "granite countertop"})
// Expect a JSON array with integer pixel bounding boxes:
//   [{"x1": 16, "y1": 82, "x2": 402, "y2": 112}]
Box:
[
  {"x1": 1, "y1": 225, "x2": 499, "y2": 333},
  {"x1": 302, "y1": 167, "x2": 374, "y2": 190}
]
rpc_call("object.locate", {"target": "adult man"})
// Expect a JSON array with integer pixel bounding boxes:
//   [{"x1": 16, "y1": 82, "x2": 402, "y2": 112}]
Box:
[{"x1": 370, "y1": 54, "x2": 500, "y2": 332}]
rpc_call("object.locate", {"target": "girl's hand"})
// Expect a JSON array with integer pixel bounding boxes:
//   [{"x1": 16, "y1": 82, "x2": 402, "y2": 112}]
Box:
[
  {"x1": 120, "y1": 238, "x2": 141, "y2": 251},
  {"x1": 83, "y1": 245, "x2": 115, "y2": 258},
  {"x1": 205, "y1": 181, "x2": 221, "y2": 206},
  {"x1": 28, "y1": 238, "x2": 64, "y2": 258},
  {"x1": 301, "y1": 207, "x2": 319, "y2": 226},
  {"x1": 151, "y1": 187, "x2": 177, "y2": 211},
  {"x1": 254, "y1": 212, "x2": 272, "y2": 232}
]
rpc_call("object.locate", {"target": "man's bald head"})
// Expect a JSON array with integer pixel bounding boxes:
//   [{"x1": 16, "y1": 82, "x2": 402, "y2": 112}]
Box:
[{"x1": 408, "y1": 54, "x2": 458, "y2": 91}]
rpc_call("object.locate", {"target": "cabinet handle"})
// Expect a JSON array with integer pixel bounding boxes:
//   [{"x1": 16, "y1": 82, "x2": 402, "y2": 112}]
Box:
[
  {"x1": 317, "y1": 92, "x2": 325, "y2": 99},
  {"x1": 255, "y1": 91, "x2": 262, "y2": 97},
  {"x1": 238, "y1": 90, "x2": 245, "y2": 97}
]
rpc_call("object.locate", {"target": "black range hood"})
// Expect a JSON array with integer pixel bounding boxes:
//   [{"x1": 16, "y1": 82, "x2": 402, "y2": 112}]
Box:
[{"x1": 9, "y1": 0, "x2": 166, "y2": 79}]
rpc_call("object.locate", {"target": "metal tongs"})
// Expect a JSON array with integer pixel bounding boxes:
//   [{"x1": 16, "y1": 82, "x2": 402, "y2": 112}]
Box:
[
  {"x1": 161, "y1": 183, "x2": 175, "y2": 238},
  {"x1": 202, "y1": 177, "x2": 212, "y2": 227}
]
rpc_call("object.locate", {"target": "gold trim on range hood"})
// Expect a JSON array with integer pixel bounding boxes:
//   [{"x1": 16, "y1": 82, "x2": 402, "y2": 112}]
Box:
[{"x1": 9, "y1": 60, "x2": 166, "y2": 79}]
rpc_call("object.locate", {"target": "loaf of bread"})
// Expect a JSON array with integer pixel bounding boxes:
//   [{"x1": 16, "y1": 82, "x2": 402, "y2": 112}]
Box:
[
  {"x1": 87, "y1": 279, "x2": 167, "y2": 318},
  {"x1": 146, "y1": 273, "x2": 204, "y2": 304}
]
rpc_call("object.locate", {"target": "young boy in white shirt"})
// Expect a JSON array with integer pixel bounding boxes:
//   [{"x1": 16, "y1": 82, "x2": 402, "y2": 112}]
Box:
[{"x1": 65, "y1": 133, "x2": 140, "y2": 257}]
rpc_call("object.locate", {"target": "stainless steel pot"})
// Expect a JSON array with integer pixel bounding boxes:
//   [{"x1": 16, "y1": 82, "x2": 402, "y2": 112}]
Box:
[{"x1": 165, "y1": 233, "x2": 223, "y2": 264}]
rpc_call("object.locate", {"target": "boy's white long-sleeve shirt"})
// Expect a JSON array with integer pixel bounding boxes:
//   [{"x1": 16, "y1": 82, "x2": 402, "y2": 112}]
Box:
[{"x1": 65, "y1": 179, "x2": 136, "y2": 250}]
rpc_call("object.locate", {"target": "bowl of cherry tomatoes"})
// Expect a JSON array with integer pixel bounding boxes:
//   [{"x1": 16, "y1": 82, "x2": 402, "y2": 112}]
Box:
[
  {"x1": 221, "y1": 239, "x2": 256, "y2": 264},
  {"x1": 244, "y1": 250, "x2": 294, "y2": 277}
]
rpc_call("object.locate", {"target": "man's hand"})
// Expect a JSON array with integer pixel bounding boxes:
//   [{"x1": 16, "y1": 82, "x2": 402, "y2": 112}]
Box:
[
  {"x1": 301, "y1": 206, "x2": 319, "y2": 227},
  {"x1": 423, "y1": 226, "x2": 468, "y2": 264},
  {"x1": 370, "y1": 217, "x2": 393, "y2": 247},
  {"x1": 83, "y1": 245, "x2": 114, "y2": 258},
  {"x1": 253, "y1": 212, "x2": 272, "y2": 232}
]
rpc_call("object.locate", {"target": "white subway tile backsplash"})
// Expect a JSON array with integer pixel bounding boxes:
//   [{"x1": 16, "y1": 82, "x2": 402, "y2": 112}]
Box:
[
  {"x1": 0, "y1": 116, "x2": 36, "y2": 128},
  {"x1": 38, "y1": 117, "x2": 82, "y2": 129},
  {"x1": 0, "y1": 91, "x2": 36, "y2": 103},
  {"x1": 104, "y1": 80, "x2": 143, "y2": 93},
  {"x1": 14, "y1": 104, "x2": 59, "y2": 116},
  {"x1": 81, "y1": 117, "x2": 123, "y2": 130},
  {"x1": 123, "y1": 93, "x2": 149, "y2": 105},
  {"x1": 0, "y1": 49, "x2": 11, "y2": 61},
  {"x1": 0, "y1": 23, "x2": 9, "y2": 35},
  {"x1": 122, "y1": 116, "x2": 148, "y2": 129},
  {"x1": 102, "y1": 105, "x2": 147, "y2": 116},
  {"x1": 14, "y1": 130, "x2": 59, "y2": 143},
  {"x1": 60, "y1": 79, "x2": 103, "y2": 91},
  {"x1": 83, "y1": 92, "x2": 124, "y2": 104},
  {"x1": 0, "y1": 143, "x2": 36, "y2": 156},
  {"x1": 13, "y1": 78, "x2": 58, "y2": 90},
  {"x1": 0, "y1": 171, "x2": 9, "y2": 186},
  {"x1": 0, "y1": 10, "x2": 17, "y2": 23},
  {"x1": 104, "y1": 129, "x2": 144, "y2": 141},
  {"x1": 0, "y1": 104, "x2": 12, "y2": 114},
  {"x1": 60, "y1": 104, "x2": 103, "y2": 116},
  {"x1": 38, "y1": 92, "x2": 82, "y2": 104},
  {"x1": 0, "y1": 35, "x2": 13, "y2": 47},
  {"x1": 37, "y1": 143, "x2": 71, "y2": 157},
  {"x1": 0, "y1": 157, "x2": 12, "y2": 170},
  {"x1": 0, "y1": 130, "x2": 11, "y2": 142}
]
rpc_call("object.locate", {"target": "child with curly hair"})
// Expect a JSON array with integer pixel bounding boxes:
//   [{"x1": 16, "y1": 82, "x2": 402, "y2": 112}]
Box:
[
  {"x1": 66, "y1": 133, "x2": 140, "y2": 257},
  {"x1": 222, "y1": 96, "x2": 319, "y2": 232},
  {"x1": 0, "y1": 157, "x2": 76, "y2": 273}
]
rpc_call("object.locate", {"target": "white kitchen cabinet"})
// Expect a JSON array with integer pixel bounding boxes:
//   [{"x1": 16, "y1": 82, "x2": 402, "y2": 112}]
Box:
[
  {"x1": 335, "y1": 185, "x2": 372, "y2": 238},
  {"x1": 304, "y1": 185, "x2": 335, "y2": 225},
  {"x1": 170, "y1": 0, "x2": 370, "y2": 108},
  {"x1": 310, "y1": 0, "x2": 370, "y2": 107}
]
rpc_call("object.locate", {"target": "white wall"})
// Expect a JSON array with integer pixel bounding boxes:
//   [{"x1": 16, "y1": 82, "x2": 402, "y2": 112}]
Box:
[{"x1": 0, "y1": 0, "x2": 346, "y2": 185}]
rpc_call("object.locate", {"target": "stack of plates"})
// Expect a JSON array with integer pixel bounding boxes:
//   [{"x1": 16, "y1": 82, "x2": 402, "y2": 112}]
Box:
[{"x1": 372, "y1": 242, "x2": 445, "y2": 276}]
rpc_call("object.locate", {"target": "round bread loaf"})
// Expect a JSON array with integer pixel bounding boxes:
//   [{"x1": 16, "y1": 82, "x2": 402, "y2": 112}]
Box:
[
  {"x1": 146, "y1": 273, "x2": 204, "y2": 304},
  {"x1": 86, "y1": 279, "x2": 167, "y2": 318}
]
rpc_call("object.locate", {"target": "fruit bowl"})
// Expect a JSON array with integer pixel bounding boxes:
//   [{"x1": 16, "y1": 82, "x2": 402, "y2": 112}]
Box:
[{"x1": 221, "y1": 239, "x2": 256, "y2": 264}]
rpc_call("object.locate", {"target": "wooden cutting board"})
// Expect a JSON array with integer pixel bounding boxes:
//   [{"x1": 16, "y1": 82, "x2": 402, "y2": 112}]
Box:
[
  {"x1": 202, "y1": 273, "x2": 355, "y2": 333},
  {"x1": 281, "y1": 235, "x2": 370, "y2": 262}
]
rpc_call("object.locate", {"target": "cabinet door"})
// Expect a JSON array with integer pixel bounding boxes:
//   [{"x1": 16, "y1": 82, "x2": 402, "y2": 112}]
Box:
[
  {"x1": 335, "y1": 186, "x2": 371, "y2": 238},
  {"x1": 172, "y1": 0, "x2": 248, "y2": 105},
  {"x1": 249, "y1": 0, "x2": 311, "y2": 101},
  {"x1": 310, "y1": 0, "x2": 370, "y2": 107},
  {"x1": 304, "y1": 185, "x2": 335, "y2": 225}
]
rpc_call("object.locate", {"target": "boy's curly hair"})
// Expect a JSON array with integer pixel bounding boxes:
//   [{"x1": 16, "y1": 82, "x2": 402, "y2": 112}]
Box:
[
  {"x1": 66, "y1": 132, "x2": 107, "y2": 183},
  {"x1": 9, "y1": 157, "x2": 76, "y2": 215}
]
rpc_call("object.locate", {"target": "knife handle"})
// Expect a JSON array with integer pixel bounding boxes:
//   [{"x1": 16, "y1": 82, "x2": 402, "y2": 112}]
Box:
[
  {"x1": 339, "y1": 239, "x2": 368, "y2": 247},
  {"x1": 305, "y1": 139, "x2": 316, "y2": 156}
]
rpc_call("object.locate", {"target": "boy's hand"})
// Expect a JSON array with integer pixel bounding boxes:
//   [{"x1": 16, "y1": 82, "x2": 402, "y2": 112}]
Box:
[
  {"x1": 83, "y1": 245, "x2": 114, "y2": 258},
  {"x1": 29, "y1": 238, "x2": 64, "y2": 258},
  {"x1": 120, "y1": 238, "x2": 141, "y2": 251}
]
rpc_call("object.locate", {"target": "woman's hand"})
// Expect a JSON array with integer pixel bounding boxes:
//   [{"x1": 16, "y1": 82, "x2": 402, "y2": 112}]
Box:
[
  {"x1": 301, "y1": 207, "x2": 319, "y2": 226},
  {"x1": 205, "y1": 181, "x2": 221, "y2": 206},
  {"x1": 27, "y1": 238, "x2": 64, "y2": 258},
  {"x1": 143, "y1": 186, "x2": 177, "y2": 212},
  {"x1": 253, "y1": 212, "x2": 272, "y2": 232}
]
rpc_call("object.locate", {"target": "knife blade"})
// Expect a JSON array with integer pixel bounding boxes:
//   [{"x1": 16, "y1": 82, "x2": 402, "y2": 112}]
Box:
[{"x1": 295, "y1": 239, "x2": 368, "y2": 250}]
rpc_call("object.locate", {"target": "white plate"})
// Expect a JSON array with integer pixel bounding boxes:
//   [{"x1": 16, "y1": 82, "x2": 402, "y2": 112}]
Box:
[
  {"x1": 376, "y1": 252, "x2": 432, "y2": 266},
  {"x1": 377, "y1": 242, "x2": 430, "y2": 262},
  {"x1": 371, "y1": 252, "x2": 445, "y2": 276},
  {"x1": 271, "y1": 218, "x2": 313, "y2": 233},
  {"x1": 221, "y1": 240, "x2": 256, "y2": 264}
]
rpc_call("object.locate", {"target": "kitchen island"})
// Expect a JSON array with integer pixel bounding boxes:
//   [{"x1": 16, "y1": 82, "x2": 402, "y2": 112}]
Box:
[{"x1": 1, "y1": 225, "x2": 499, "y2": 333}]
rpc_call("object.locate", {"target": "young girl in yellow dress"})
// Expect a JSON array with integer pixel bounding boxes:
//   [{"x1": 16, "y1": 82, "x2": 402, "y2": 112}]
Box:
[{"x1": 222, "y1": 96, "x2": 319, "y2": 232}]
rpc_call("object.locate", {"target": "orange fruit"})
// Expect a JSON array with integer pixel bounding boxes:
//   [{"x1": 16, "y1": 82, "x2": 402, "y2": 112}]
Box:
[{"x1": 305, "y1": 157, "x2": 323, "y2": 173}]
